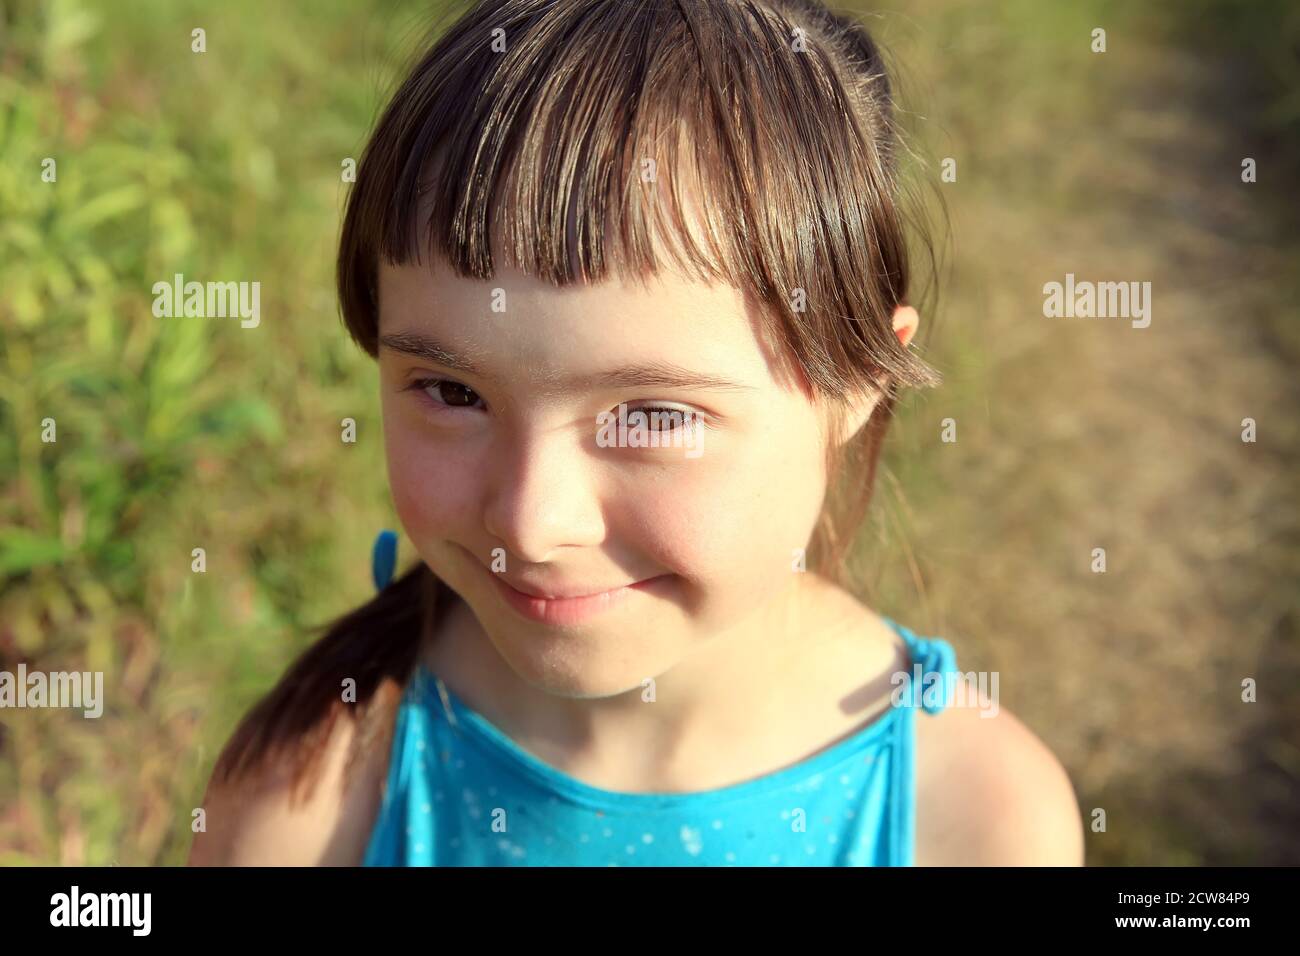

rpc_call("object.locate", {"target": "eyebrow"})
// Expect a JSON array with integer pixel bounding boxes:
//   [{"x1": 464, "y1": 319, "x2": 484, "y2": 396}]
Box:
[{"x1": 379, "y1": 330, "x2": 755, "y2": 393}]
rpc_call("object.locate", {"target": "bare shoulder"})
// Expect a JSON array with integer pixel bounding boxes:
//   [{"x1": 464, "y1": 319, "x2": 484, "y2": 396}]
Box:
[
  {"x1": 187, "y1": 701, "x2": 393, "y2": 867},
  {"x1": 914, "y1": 681, "x2": 1085, "y2": 866},
  {"x1": 762, "y1": 581, "x2": 1083, "y2": 866}
]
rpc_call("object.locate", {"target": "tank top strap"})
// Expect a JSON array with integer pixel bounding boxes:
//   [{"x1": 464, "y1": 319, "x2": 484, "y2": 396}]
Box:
[
  {"x1": 372, "y1": 529, "x2": 398, "y2": 591},
  {"x1": 881, "y1": 615, "x2": 958, "y2": 716}
]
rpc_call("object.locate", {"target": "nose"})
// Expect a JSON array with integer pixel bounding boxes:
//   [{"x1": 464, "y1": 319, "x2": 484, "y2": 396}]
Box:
[{"x1": 481, "y1": 428, "x2": 606, "y2": 563}]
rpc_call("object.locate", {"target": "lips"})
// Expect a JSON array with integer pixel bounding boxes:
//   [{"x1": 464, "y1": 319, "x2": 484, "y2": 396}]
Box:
[
  {"x1": 503, "y1": 578, "x2": 638, "y2": 600},
  {"x1": 487, "y1": 568, "x2": 669, "y2": 626}
]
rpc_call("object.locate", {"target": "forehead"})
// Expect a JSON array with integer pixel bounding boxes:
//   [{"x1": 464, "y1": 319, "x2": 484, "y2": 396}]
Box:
[{"x1": 376, "y1": 256, "x2": 802, "y2": 395}]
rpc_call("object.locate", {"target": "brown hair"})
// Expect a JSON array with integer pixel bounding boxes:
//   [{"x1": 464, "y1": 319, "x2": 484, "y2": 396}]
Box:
[{"x1": 211, "y1": 0, "x2": 943, "y2": 802}]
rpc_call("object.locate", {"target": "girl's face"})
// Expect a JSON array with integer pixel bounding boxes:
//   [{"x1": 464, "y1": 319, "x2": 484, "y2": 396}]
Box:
[{"x1": 378, "y1": 256, "x2": 883, "y2": 699}]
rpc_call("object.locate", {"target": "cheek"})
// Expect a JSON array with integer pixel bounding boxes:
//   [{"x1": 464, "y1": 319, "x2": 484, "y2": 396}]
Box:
[
  {"x1": 614, "y1": 415, "x2": 827, "y2": 589},
  {"x1": 382, "y1": 413, "x2": 480, "y2": 546}
]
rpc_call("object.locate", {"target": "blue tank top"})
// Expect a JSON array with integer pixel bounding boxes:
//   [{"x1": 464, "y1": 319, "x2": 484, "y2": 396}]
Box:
[{"x1": 360, "y1": 613, "x2": 957, "y2": 867}]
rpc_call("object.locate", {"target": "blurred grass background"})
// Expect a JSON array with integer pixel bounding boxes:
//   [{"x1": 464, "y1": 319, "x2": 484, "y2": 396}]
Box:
[{"x1": 1, "y1": 0, "x2": 1297, "y2": 865}]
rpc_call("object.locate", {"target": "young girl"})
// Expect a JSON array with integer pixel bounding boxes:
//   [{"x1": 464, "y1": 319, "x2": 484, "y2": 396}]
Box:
[{"x1": 189, "y1": 0, "x2": 1082, "y2": 867}]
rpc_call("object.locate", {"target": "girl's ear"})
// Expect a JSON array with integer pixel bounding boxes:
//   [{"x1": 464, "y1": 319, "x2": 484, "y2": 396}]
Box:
[{"x1": 892, "y1": 305, "x2": 919, "y2": 349}]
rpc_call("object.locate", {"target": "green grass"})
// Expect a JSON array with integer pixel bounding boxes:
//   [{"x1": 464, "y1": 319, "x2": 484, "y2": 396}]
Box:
[{"x1": 0, "y1": 0, "x2": 427, "y2": 864}]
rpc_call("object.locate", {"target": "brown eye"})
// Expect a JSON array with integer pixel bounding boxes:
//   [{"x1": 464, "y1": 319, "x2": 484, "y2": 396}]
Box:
[
  {"x1": 436, "y1": 381, "x2": 480, "y2": 407},
  {"x1": 410, "y1": 377, "x2": 486, "y2": 411}
]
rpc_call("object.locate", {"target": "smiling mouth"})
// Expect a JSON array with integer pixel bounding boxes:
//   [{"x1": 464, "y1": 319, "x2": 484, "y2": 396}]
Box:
[
  {"x1": 485, "y1": 568, "x2": 671, "y2": 625},
  {"x1": 502, "y1": 578, "x2": 644, "y2": 600}
]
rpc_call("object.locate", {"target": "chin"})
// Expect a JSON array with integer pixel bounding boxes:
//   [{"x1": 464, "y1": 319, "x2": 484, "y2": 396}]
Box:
[{"x1": 481, "y1": 616, "x2": 684, "y2": 701}]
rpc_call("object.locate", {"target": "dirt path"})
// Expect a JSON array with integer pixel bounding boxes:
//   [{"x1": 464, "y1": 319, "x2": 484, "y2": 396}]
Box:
[{"x1": 873, "y1": 4, "x2": 1300, "y2": 864}]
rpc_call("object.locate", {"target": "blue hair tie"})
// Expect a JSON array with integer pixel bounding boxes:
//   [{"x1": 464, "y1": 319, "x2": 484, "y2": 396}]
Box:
[{"x1": 372, "y1": 529, "x2": 398, "y2": 591}]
